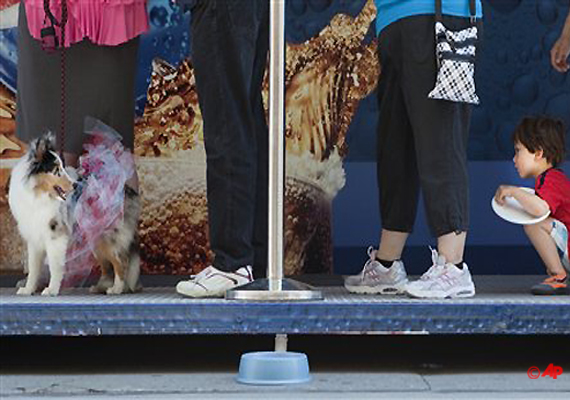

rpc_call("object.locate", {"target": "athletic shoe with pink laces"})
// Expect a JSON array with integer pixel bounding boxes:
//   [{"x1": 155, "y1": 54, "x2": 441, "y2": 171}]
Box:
[
  {"x1": 405, "y1": 248, "x2": 475, "y2": 299},
  {"x1": 344, "y1": 247, "x2": 408, "y2": 294}
]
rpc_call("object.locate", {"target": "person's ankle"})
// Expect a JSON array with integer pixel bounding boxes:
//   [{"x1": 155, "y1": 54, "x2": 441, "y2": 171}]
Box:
[
  {"x1": 375, "y1": 257, "x2": 396, "y2": 268},
  {"x1": 549, "y1": 270, "x2": 568, "y2": 278},
  {"x1": 440, "y1": 256, "x2": 463, "y2": 265}
]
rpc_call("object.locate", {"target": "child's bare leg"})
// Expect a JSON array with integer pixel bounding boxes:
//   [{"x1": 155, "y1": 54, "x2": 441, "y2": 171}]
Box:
[{"x1": 524, "y1": 218, "x2": 566, "y2": 276}]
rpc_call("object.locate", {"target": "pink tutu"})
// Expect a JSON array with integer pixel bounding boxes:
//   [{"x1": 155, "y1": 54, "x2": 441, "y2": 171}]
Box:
[
  {"x1": 24, "y1": 0, "x2": 149, "y2": 47},
  {"x1": 62, "y1": 118, "x2": 136, "y2": 287}
]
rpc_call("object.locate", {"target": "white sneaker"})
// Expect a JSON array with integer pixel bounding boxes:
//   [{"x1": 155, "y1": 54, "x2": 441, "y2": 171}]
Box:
[
  {"x1": 405, "y1": 248, "x2": 475, "y2": 299},
  {"x1": 344, "y1": 247, "x2": 408, "y2": 294},
  {"x1": 176, "y1": 265, "x2": 253, "y2": 298}
]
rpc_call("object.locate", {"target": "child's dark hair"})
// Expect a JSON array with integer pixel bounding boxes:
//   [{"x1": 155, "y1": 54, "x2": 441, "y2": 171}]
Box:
[{"x1": 512, "y1": 116, "x2": 567, "y2": 166}]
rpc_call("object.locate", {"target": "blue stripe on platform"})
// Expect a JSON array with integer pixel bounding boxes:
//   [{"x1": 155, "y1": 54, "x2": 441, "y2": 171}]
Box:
[{"x1": 2, "y1": 283, "x2": 569, "y2": 336}]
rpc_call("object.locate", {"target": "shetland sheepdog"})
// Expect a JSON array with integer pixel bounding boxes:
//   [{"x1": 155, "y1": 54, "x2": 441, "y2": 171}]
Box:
[{"x1": 8, "y1": 132, "x2": 141, "y2": 295}]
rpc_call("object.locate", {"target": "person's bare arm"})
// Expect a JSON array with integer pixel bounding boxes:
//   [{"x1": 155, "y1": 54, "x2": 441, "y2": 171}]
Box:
[
  {"x1": 551, "y1": 9, "x2": 570, "y2": 73},
  {"x1": 494, "y1": 185, "x2": 550, "y2": 217}
]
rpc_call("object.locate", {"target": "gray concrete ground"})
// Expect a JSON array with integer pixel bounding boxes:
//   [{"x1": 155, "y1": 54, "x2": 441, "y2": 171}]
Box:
[
  {"x1": 2, "y1": 335, "x2": 570, "y2": 399},
  {"x1": 1, "y1": 273, "x2": 568, "y2": 400},
  {"x1": 2, "y1": 371, "x2": 570, "y2": 399}
]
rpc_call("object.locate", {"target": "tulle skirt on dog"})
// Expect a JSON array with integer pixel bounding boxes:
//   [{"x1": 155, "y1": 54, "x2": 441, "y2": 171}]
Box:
[{"x1": 62, "y1": 117, "x2": 136, "y2": 288}]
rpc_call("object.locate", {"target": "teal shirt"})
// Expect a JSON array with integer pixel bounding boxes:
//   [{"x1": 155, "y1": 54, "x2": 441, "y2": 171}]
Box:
[{"x1": 374, "y1": 0, "x2": 483, "y2": 35}]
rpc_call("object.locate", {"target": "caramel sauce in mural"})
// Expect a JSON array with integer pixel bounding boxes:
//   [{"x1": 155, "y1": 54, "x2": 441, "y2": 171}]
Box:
[
  {"x1": 0, "y1": 0, "x2": 379, "y2": 275},
  {"x1": 285, "y1": 0, "x2": 378, "y2": 161}
]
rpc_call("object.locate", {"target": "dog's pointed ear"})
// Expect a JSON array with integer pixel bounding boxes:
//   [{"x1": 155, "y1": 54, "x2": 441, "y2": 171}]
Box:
[{"x1": 30, "y1": 131, "x2": 57, "y2": 162}]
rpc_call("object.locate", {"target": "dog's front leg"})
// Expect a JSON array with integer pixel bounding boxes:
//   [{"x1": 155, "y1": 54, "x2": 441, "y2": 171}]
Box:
[
  {"x1": 90, "y1": 261, "x2": 114, "y2": 294},
  {"x1": 107, "y1": 255, "x2": 127, "y2": 295},
  {"x1": 16, "y1": 244, "x2": 45, "y2": 295},
  {"x1": 16, "y1": 259, "x2": 30, "y2": 287},
  {"x1": 42, "y1": 237, "x2": 68, "y2": 296}
]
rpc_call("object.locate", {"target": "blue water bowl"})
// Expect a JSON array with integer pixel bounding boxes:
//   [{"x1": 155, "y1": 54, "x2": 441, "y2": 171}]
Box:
[{"x1": 236, "y1": 351, "x2": 311, "y2": 385}]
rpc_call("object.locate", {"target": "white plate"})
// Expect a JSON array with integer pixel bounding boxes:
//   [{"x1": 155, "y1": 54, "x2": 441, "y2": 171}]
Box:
[{"x1": 491, "y1": 187, "x2": 550, "y2": 225}]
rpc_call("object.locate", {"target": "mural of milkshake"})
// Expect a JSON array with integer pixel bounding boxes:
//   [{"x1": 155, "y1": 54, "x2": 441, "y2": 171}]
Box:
[
  {"x1": 283, "y1": 0, "x2": 378, "y2": 274},
  {"x1": 134, "y1": 0, "x2": 379, "y2": 276}
]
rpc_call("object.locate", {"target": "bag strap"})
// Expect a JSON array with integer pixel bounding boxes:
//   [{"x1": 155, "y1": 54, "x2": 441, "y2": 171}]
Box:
[{"x1": 435, "y1": 0, "x2": 477, "y2": 23}]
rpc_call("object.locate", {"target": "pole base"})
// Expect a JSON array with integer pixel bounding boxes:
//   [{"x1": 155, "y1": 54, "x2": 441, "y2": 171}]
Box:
[{"x1": 226, "y1": 278, "x2": 323, "y2": 301}]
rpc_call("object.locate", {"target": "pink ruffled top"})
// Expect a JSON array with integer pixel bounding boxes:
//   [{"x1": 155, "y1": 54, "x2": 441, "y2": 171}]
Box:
[{"x1": 24, "y1": 0, "x2": 149, "y2": 47}]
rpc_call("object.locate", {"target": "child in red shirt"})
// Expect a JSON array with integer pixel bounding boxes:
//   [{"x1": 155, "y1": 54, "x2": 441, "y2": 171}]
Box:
[{"x1": 495, "y1": 117, "x2": 569, "y2": 295}]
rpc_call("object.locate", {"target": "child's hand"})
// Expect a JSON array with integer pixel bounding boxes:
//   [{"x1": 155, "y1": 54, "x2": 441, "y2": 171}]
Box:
[{"x1": 494, "y1": 185, "x2": 516, "y2": 206}]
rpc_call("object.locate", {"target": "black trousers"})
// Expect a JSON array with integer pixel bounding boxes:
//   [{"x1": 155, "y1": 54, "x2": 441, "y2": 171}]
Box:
[
  {"x1": 377, "y1": 15, "x2": 477, "y2": 237},
  {"x1": 190, "y1": 0, "x2": 269, "y2": 276}
]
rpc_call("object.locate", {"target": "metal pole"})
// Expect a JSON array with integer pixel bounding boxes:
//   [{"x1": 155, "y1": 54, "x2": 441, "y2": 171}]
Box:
[
  {"x1": 226, "y1": 0, "x2": 322, "y2": 301},
  {"x1": 267, "y1": 0, "x2": 286, "y2": 291}
]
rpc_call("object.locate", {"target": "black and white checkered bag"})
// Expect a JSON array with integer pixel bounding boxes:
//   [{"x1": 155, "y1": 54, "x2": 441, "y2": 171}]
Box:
[{"x1": 428, "y1": 0, "x2": 479, "y2": 104}]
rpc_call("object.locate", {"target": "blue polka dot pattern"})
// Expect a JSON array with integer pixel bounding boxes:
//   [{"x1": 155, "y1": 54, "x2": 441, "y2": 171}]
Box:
[
  {"x1": 344, "y1": 0, "x2": 570, "y2": 161},
  {"x1": 2, "y1": 0, "x2": 566, "y2": 161}
]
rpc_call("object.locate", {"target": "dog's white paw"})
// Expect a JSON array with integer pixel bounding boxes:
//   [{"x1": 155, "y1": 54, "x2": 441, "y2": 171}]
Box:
[
  {"x1": 16, "y1": 287, "x2": 34, "y2": 295},
  {"x1": 90, "y1": 278, "x2": 113, "y2": 294},
  {"x1": 90, "y1": 284, "x2": 111, "y2": 294},
  {"x1": 106, "y1": 285, "x2": 125, "y2": 295},
  {"x1": 41, "y1": 287, "x2": 60, "y2": 296},
  {"x1": 106, "y1": 287, "x2": 121, "y2": 295},
  {"x1": 90, "y1": 285, "x2": 104, "y2": 294}
]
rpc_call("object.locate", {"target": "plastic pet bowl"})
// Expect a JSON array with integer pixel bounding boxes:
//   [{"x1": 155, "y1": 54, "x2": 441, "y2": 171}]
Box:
[{"x1": 236, "y1": 351, "x2": 311, "y2": 385}]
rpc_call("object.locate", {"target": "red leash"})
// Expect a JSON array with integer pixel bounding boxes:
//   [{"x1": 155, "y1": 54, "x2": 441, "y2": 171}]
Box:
[{"x1": 41, "y1": 0, "x2": 68, "y2": 161}]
